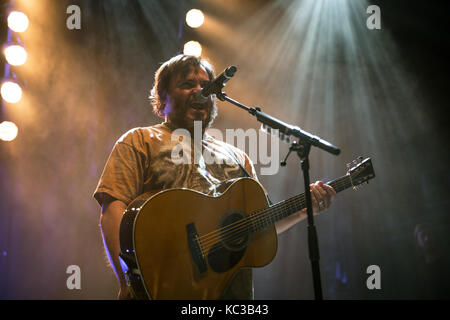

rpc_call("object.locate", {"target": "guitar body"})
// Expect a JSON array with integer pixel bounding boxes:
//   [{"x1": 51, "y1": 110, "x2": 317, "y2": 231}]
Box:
[
  {"x1": 119, "y1": 178, "x2": 277, "y2": 300},
  {"x1": 119, "y1": 157, "x2": 375, "y2": 299}
]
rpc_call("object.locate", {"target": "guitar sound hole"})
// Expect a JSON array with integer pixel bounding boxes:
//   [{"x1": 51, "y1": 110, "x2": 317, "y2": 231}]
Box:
[
  {"x1": 219, "y1": 212, "x2": 250, "y2": 252},
  {"x1": 207, "y1": 212, "x2": 249, "y2": 273}
]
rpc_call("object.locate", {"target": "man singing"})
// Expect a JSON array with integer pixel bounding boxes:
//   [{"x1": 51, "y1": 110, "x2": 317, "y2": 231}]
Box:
[{"x1": 93, "y1": 54, "x2": 335, "y2": 299}]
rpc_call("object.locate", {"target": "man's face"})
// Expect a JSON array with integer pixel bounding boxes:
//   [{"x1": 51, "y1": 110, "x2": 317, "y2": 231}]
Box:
[{"x1": 165, "y1": 65, "x2": 216, "y2": 130}]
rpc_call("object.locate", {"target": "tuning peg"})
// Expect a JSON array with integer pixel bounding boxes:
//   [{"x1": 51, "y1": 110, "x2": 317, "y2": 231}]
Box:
[
  {"x1": 357, "y1": 156, "x2": 364, "y2": 163},
  {"x1": 346, "y1": 162, "x2": 351, "y2": 169}
]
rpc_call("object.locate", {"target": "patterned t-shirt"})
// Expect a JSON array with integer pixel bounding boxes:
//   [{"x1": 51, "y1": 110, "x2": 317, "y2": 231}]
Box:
[{"x1": 93, "y1": 122, "x2": 260, "y2": 299}]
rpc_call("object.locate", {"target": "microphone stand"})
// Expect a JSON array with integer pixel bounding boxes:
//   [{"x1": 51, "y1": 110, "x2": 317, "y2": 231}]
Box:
[{"x1": 215, "y1": 91, "x2": 340, "y2": 300}]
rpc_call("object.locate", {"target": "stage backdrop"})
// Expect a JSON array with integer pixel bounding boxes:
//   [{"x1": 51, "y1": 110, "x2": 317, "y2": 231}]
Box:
[{"x1": 0, "y1": 0, "x2": 448, "y2": 299}]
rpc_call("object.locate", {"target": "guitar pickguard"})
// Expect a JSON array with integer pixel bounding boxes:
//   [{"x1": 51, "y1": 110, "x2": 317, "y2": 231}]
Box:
[{"x1": 207, "y1": 242, "x2": 246, "y2": 273}]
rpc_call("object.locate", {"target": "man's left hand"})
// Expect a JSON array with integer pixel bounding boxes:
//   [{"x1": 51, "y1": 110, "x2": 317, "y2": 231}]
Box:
[{"x1": 306, "y1": 181, "x2": 336, "y2": 214}]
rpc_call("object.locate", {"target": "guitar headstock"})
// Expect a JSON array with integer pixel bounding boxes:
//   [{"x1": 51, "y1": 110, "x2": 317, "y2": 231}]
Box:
[{"x1": 347, "y1": 157, "x2": 375, "y2": 189}]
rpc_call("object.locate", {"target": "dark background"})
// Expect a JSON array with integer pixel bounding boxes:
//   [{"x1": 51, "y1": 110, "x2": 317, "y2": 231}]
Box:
[{"x1": 0, "y1": 0, "x2": 449, "y2": 299}]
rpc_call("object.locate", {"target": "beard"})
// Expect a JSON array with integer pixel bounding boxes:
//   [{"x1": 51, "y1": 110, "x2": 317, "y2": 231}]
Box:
[{"x1": 166, "y1": 96, "x2": 218, "y2": 131}]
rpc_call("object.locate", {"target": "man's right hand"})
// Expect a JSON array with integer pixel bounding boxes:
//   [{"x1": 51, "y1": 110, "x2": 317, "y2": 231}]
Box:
[{"x1": 99, "y1": 197, "x2": 130, "y2": 300}]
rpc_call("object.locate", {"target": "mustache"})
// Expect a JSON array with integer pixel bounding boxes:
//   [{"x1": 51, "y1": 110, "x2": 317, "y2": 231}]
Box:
[
  {"x1": 166, "y1": 95, "x2": 218, "y2": 129},
  {"x1": 188, "y1": 95, "x2": 211, "y2": 109}
]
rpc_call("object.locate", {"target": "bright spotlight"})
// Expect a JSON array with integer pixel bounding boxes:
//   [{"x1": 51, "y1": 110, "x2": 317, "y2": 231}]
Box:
[
  {"x1": 7, "y1": 11, "x2": 29, "y2": 33},
  {"x1": 183, "y1": 41, "x2": 202, "y2": 57},
  {"x1": 1, "y1": 81, "x2": 23, "y2": 103},
  {"x1": 4, "y1": 45, "x2": 28, "y2": 66},
  {"x1": 0, "y1": 121, "x2": 19, "y2": 141},
  {"x1": 186, "y1": 9, "x2": 204, "y2": 28}
]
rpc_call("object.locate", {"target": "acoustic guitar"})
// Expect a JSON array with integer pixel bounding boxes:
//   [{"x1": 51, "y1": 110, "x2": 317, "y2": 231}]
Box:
[{"x1": 119, "y1": 157, "x2": 375, "y2": 299}]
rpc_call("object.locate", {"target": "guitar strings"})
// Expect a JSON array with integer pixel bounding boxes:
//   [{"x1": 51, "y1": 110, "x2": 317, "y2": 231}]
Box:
[
  {"x1": 197, "y1": 177, "x2": 351, "y2": 253},
  {"x1": 199, "y1": 199, "x2": 303, "y2": 256},
  {"x1": 199, "y1": 178, "x2": 351, "y2": 251},
  {"x1": 198, "y1": 177, "x2": 350, "y2": 250},
  {"x1": 201, "y1": 181, "x2": 350, "y2": 253},
  {"x1": 197, "y1": 177, "x2": 351, "y2": 250},
  {"x1": 204, "y1": 169, "x2": 366, "y2": 255},
  {"x1": 199, "y1": 178, "x2": 352, "y2": 256}
]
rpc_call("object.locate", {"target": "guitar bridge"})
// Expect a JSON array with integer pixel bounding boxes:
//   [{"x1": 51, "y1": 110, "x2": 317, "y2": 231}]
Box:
[{"x1": 186, "y1": 223, "x2": 207, "y2": 274}]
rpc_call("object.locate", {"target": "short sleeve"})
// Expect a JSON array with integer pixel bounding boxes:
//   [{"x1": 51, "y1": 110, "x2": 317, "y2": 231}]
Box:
[
  {"x1": 93, "y1": 141, "x2": 146, "y2": 207},
  {"x1": 242, "y1": 152, "x2": 259, "y2": 181}
]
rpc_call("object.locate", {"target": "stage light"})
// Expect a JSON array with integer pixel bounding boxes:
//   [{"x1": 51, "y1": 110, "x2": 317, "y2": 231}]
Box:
[
  {"x1": 0, "y1": 121, "x2": 19, "y2": 141},
  {"x1": 1, "y1": 81, "x2": 22, "y2": 103},
  {"x1": 7, "y1": 11, "x2": 29, "y2": 33},
  {"x1": 4, "y1": 45, "x2": 28, "y2": 66},
  {"x1": 186, "y1": 9, "x2": 204, "y2": 28},
  {"x1": 183, "y1": 41, "x2": 202, "y2": 57}
]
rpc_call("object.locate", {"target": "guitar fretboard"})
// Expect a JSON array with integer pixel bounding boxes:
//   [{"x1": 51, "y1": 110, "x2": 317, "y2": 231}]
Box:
[{"x1": 247, "y1": 175, "x2": 353, "y2": 233}]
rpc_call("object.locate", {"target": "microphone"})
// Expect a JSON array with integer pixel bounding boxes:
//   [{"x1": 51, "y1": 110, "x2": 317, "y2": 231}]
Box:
[{"x1": 195, "y1": 66, "x2": 237, "y2": 103}]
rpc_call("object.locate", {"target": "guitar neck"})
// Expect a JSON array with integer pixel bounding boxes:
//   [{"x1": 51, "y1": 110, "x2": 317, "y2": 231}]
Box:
[{"x1": 249, "y1": 174, "x2": 353, "y2": 232}]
